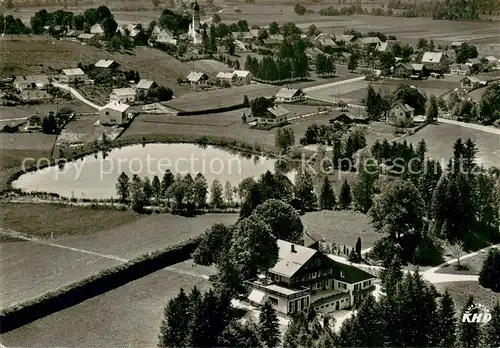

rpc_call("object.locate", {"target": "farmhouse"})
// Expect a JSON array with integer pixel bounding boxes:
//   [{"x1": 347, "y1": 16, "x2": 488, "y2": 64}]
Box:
[
  {"x1": 246, "y1": 240, "x2": 376, "y2": 315},
  {"x1": 484, "y1": 56, "x2": 498, "y2": 68},
  {"x1": 356, "y1": 37, "x2": 381, "y2": 49},
  {"x1": 460, "y1": 76, "x2": 482, "y2": 89},
  {"x1": 314, "y1": 34, "x2": 340, "y2": 52},
  {"x1": 306, "y1": 47, "x2": 324, "y2": 61},
  {"x1": 20, "y1": 90, "x2": 52, "y2": 102},
  {"x1": 467, "y1": 58, "x2": 482, "y2": 72},
  {"x1": 99, "y1": 101, "x2": 130, "y2": 125},
  {"x1": 135, "y1": 79, "x2": 157, "y2": 91},
  {"x1": 376, "y1": 40, "x2": 399, "y2": 53},
  {"x1": 330, "y1": 111, "x2": 369, "y2": 124},
  {"x1": 216, "y1": 72, "x2": 238, "y2": 86},
  {"x1": 254, "y1": 105, "x2": 290, "y2": 126},
  {"x1": 275, "y1": 88, "x2": 304, "y2": 103},
  {"x1": 336, "y1": 34, "x2": 355, "y2": 45},
  {"x1": 233, "y1": 70, "x2": 252, "y2": 85},
  {"x1": 232, "y1": 31, "x2": 253, "y2": 41},
  {"x1": 13, "y1": 75, "x2": 50, "y2": 91},
  {"x1": 77, "y1": 33, "x2": 96, "y2": 42},
  {"x1": 186, "y1": 72, "x2": 210, "y2": 90},
  {"x1": 95, "y1": 60, "x2": 120, "y2": 69},
  {"x1": 152, "y1": 26, "x2": 176, "y2": 44},
  {"x1": 110, "y1": 88, "x2": 136, "y2": 103},
  {"x1": 387, "y1": 102, "x2": 414, "y2": 127},
  {"x1": 118, "y1": 24, "x2": 141, "y2": 38},
  {"x1": 450, "y1": 63, "x2": 471, "y2": 75},
  {"x1": 421, "y1": 52, "x2": 449, "y2": 73},
  {"x1": 450, "y1": 41, "x2": 464, "y2": 49},
  {"x1": 263, "y1": 34, "x2": 284, "y2": 47},
  {"x1": 90, "y1": 24, "x2": 105, "y2": 35},
  {"x1": 60, "y1": 68, "x2": 87, "y2": 84}
]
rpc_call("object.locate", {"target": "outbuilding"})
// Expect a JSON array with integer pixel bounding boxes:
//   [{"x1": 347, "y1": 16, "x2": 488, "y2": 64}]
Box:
[
  {"x1": 275, "y1": 88, "x2": 304, "y2": 103},
  {"x1": 99, "y1": 101, "x2": 130, "y2": 125}
]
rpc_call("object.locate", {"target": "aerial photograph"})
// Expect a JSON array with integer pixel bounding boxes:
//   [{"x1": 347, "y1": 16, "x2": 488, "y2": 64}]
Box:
[{"x1": 0, "y1": 0, "x2": 499, "y2": 346}]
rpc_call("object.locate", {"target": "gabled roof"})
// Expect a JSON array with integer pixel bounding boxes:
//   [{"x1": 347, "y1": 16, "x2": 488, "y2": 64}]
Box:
[
  {"x1": 136, "y1": 79, "x2": 156, "y2": 89},
  {"x1": 268, "y1": 34, "x2": 284, "y2": 41},
  {"x1": 250, "y1": 29, "x2": 259, "y2": 38},
  {"x1": 118, "y1": 24, "x2": 141, "y2": 37},
  {"x1": 396, "y1": 62, "x2": 413, "y2": 71},
  {"x1": 331, "y1": 111, "x2": 368, "y2": 122},
  {"x1": 422, "y1": 52, "x2": 446, "y2": 63},
  {"x1": 90, "y1": 23, "x2": 104, "y2": 34},
  {"x1": 411, "y1": 63, "x2": 424, "y2": 71},
  {"x1": 14, "y1": 75, "x2": 50, "y2": 85},
  {"x1": 95, "y1": 59, "x2": 118, "y2": 68},
  {"x1": 337, "y1": 34, "x2": 355, "y2": 42},
  {"x1": 462, "y1": 76, "x2": 481, "y2": 83},
  {"x1": 328, "y1": 255, "x2": 377, "y2": 284},
  {"x1": 234, "y1": 70, "x2": 251, "y2": 77},
  {"x1": 232, "y1": 31, "x2": 253, "y2": 40},
  {"x1": 186, "y1": 71, "x2": 209, "y2": 82},
  {"x1": 377, "y1": 42, "x2": 389, "y2": 52},
  {"x1": 101, "y1": 101, "x2": 130, "y2": 113},
  {"x1": 111, "y1": 87, "x2": 136, "y2": 96},
  {"x1": 62, "y1": 68, "x2": 85, "y2": 76},
  {"x1": 357, "y1": 37, "x2": 381, "y2": 44},
  {"x1": 450, "y1": 41, "x2": 463, "y2": 47},
  {"x1": 485, "y1": 56, "x2": 498, "y2": 62},
  {"x1": 467, "y1": 58, "x2": 481, "y2": 65},
  {"x1": 275, "y1": 87, "x2": 302, "y2": 99},
  {"x1": 392, "y1": 102, "x2": 414, "y2": 112},
  {"x1": 216, "y1": 71, "x2": 236, "y2": 79},
  {"x1": 269, "y1": 240, "x2": 317, "y2": 277},
  {"x1": 266, "y1": 105, "x2": 290, "y2": 118}
]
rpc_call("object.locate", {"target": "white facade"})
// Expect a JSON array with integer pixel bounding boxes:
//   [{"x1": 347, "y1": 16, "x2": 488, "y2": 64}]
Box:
[
  {"x1": 99, "y1": 101, "x2": 130, "y2": 125},
  {"x1": 60, "y1": 69, "x2": 87, "y2": 84},
  {"x1": 110, "y1": 88, "x2": 136, "y2": 103}
]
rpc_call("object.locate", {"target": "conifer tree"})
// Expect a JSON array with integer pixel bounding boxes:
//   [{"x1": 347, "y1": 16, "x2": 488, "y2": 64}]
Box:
[
  {"x1": 194, "y1": 173, "x2": 208, "y2": 208},
  {"x1": 355, "y1": 237, "x2": 361, "y2": 257},
  {"x1": 152, "y1": 175, "x2": 161, "y2": 204},
  {"x1": 319, "y1": 176, "x2": 336, "y2": 210},
  {"x1": 161, "y1": 170, "x2": 175, "y2": 198},
  {"x1": 143, "y1": 177, "x2": 153, "y2": 202},
  {"x1": 294, "y1": 170, "x2": 317, "y2": 211},
  {"x1": 484, "y1": 302, "x2": 500, "y2": 347},
  {"x1": 479, "y1": 248, "x2": 500, "y2": 292},
  {"x1": 158, "y1": 288, "x2": 191, "y2": 347},
  {"x1": 116, "y1": 171, "x2": 130, "y2": 203},
  {"x1": 259, "y1": 301, "x2": 280, "y2": 348},
  {"x1": 211, "y1": 179, "x2": 224, "y2": 208},
  {"x1": 458, "y1": 295, "x2": 482, "y2": 347},
  {"x1": 353, "y1": 157, "x2": 379, "y2": 213},
  {"x1": 339, "y1": 179, "x2": 352, "y2": 209},
  {"x1": 437, "y1": 289, "x2": 457, "y2": 347}
]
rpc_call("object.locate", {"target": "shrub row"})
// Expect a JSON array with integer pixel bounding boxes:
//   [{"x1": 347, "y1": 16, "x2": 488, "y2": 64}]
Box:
[
  {"x1": 0, "y1": 237, "x2": 201, "y2": 333},
  {"x1": 177, "y1": 103, "x2": 244, "y2": 116}
]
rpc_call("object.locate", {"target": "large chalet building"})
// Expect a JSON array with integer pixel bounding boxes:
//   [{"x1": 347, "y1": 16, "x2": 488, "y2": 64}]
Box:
[{"x1": 247, "y1": 240, "x2": 376, "y2": 315}]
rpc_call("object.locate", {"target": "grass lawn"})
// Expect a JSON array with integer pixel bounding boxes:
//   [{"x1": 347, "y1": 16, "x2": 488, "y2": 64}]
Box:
[
  {"x1": 436, "y1": 252, "x2": 487, "y2": 276},
  {"x1": 0, "y1": 263, "x2": 212, "y2": 347},
  {"x1": 0, "y1": 203, "x2": 142, "y2": 238},
  {"x1": 301, "y1": 210, "x2": 378, "y2": 249},
  {"x1": 435, "y1": 281, "x2": 500, "y2": 310}
]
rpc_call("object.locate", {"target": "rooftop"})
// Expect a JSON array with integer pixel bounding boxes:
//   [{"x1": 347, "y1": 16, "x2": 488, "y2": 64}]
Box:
[
  {"x1": 422, "y1": 52, "x2": 446, "y2": 63},
  {"x1": 136, "y1": 79, "x2": 156, "y2": 89},
  {"x1": 275, "y1": 87, "x2": 302, "y2": 99},
  {"x1": 269, "y1": 239, "x2": 317, "y2": 277},
  {"x1": 393, "y1": 102, "x2": 415, "y2": 112},
  {"x1": 187, "y1": 71, "x2": 209, "y2": 82},
  {"x1": 216, "y1": 72, "x2": 236, "y2": 79},
  {"x1": 62, "y1": 68, "x2": 85, "y2": 76},
  {"x1": 77, "y1": 33, "x2": 95, "y2": 39},
  {"x1": 101, "y1": 101, "x2": 130, "y2": 112},
  {"x1": 266, "y1": 105, "x2": 290, "y2": 118},
  {"x1": 14, "y1": 75, "x2": 49, "y2": 84},
  {"x1": 233, "y1": 70, "x2": 251, "y2": 77},
  {"x1": 111, "y1": 87, "x2": 136, "y2": 96},
  {"x1": 337, "y1": 34, "x2": 355, "y2": 42},
  {"x1": 95, "y1": 59, "x2": 118, "y2": 68},
  {"x1": 358, "y1": 37, "x2": 381, "y2": 44}
]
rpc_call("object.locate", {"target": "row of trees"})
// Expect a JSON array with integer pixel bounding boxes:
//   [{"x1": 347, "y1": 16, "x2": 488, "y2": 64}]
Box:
[
  {"x1": 115, "y1": 171, "x2": 239, "y2": 213},
  {"x1": 244, "y1": 46, "x2": 309, "y2": 81}
]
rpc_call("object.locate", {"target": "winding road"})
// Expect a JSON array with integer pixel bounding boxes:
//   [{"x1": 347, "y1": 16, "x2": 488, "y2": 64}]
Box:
[{"x1": 53, "y1": 83, "x2": 102, "y2": 110}]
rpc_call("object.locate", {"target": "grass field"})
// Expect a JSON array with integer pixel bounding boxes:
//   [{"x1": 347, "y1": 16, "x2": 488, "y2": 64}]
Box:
[
  {"x1": 435, "y1": 282, "x2": 500, "y2": 310},
  {"x1": 402, "y1": 123, "x2": 500, "y2": 168},
  {"x1": 0, "y1": 261, "x2": 212, "y2": 347},
  {"x1": 436, "y1": 253, "x2": 486, "y2": 276},
  {"x1": 0, "y1": 203, "x2": 141, "y2": 238}
]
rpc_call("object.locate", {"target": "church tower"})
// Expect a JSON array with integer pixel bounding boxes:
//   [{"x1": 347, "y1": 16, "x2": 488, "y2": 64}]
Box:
[{"x1": 192, "y1": 1, "x2": 200, "y2": 33}]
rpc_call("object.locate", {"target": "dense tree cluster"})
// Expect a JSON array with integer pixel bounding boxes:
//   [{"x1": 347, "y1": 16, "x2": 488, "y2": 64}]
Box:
[
  {"x1": 0, "y1": 14, "x2": 29, "y2": 34},
  {"x1": 479, "y1": 84, "x2": 500, "y2": 125},
  {"x1": 315, "y1": 54, "x2": 337, "y2": 77},
  {"x1": 479, "y1": 248, "x2": 500, "y2": 292}
]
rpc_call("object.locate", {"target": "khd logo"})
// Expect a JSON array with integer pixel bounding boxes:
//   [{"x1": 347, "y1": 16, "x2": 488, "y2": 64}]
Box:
[{"x1": 462, "y1": 303, "x2": 492, "y2": 324}]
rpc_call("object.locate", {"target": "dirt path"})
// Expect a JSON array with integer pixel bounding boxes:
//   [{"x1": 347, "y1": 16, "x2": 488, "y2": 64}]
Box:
[{"x1": 53, "y1": 83, "x2": 102, "y2": 110}]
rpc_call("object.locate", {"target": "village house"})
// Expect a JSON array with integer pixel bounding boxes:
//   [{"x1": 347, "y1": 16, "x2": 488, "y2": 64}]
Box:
[
  {"x1": 275, "y1": 88, "x2": 304, "y2": 103},
  {"x1": 356, "y1": 37, "x2": 381, "y2": 50},
  {"x1": 60, "y1": 68, "x2": 87, "y2": 84},
  {"x1": 186, "y1": 72, "x2": 210, "y2": 90},
  {"x1": 90, "y1": 24, "x2": 105, "y2": 36},
  {"x1": 450, "y1": 63, "x2": 471, "y2": 75},
  {"x1": 335, "y1": 34, "x2": 355, "y2": 45},
  {"x1": 376, "y1": 40, "x2": 399, "y2": 53},
  {"x1": 450, "y1": 41, "x2": 464, "y2": 49},
  {"x1": 232, "y1": 31, "x2": 253, "y2": 42},
  {"x1": 233, "y1": 70, "x2": 252, "y2": 85},
  {"x1": 118, "y1": 24, "x2": 141, "y2": 38},
  {"x1": 484, "y1": 56, "x2": 498, "y2": 68},
  {"x1": 20, "y1": 90, "x2": 53, "y2": 102},
  {"x1": 135, "y1": 79, "x2": 157, "y2": 92},
  {"x1": 77, "y1": 33, "x2": 96, "y2": 43},
  {"x1": 216, "y1": 72, "x2": 238, "y2": 86},
  {"x1": 394, "y1": 63, "x2": 425, "y2": 79},
  {"x1": 263, "y1": 34, "x2": 284, "y2": 47},
  {"x1": 421, "y1": 52, "x2": 450, "y2": 73},
  {"x1": 13, "y1": 75, "x2": 50, "y2": 91},
  {"x1": 99, "y1": 101, "x2": 130, "y2": 125},
  {"x1": 330, "y1": 111, "x2": 369, "y2": 124},
  {"x1": 95, "y1": 59, "x2": 120, "y2": 69},
  {"x1": 151, "y1": 26, "x2": 176, "y2": 45},
  {"x1": 253, "y1": 105, "x2": 290, "y2": 126},
  {"x1": 306, "y1": 47, "x2": 324, "y2": 61},
  {"x1": 249, "y1": 29, "x2": 260, "y2": 39},
  {"x1": 460, "y1": 76, "x2": 483, "y2": 90},
  {"x1": 314, "y1": 34, "x2": 340, "y2": 53},
  {"x1": 247, "y1": 240, "x2": 376, "y2": 315},
  {"x1": 387, "y1": 101, "x2": 415, "y2": 127},
  {"x1": 467, "y1": 58, "x2": 482, "y2": 73},
  {"x1": 110, "y1": 87, "x2": 136, "y2": 103}
]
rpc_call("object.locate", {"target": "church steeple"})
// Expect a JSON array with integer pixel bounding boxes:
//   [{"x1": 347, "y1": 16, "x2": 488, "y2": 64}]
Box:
[{"x1": 192, "y1": 0, "x2": 200, "y2": 32}]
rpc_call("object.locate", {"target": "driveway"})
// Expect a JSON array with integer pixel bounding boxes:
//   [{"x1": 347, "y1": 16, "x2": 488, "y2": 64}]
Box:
[{"x1": 53, "y1": 83, "x2": 102, "y2": 110}]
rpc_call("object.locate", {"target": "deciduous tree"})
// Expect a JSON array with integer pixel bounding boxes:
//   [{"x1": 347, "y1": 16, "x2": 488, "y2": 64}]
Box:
[
  {"x1": 253, "y1": 199, "x2": 304, "y2": 243},
  {"x1": 211, "y1": 179, "x2": 224, "y2": 208}
]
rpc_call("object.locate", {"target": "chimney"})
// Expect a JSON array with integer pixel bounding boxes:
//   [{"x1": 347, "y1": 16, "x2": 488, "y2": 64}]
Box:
[{"x1": 291, "y1": 244, "x2": 296, "y2": 253}]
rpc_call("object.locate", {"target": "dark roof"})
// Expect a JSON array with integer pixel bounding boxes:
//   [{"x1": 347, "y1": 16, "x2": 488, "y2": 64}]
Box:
[
  {"x1": 331, "y1": 111, "x2": 368, "y2": 122},
  {"x1": 329, "y1": 257, "x2": 376, "y2": 284},
  {"x1": 193, "y1": 1, "x2": 199, "y2": 11}
]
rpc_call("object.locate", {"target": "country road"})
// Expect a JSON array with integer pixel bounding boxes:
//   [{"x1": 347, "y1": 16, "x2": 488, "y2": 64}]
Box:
[
  {"x1": 437, "y1": 117, "x2": 500, "y2": 135},
  {"x1": 53, "y1": 83, "x2": 102, "y2": 110}
]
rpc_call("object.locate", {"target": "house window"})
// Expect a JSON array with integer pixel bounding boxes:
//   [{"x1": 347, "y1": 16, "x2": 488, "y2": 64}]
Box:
[
  {"x1": 340, "y1": 270, "x2": 345, "y2": 278},
  {"x1": 312, "y1": 272, "x2": 317, "y2": 279},
  {"x1": 305, "y1": 297, "x2": 310, "y2": 308},
  {"x1": 269, "y1": 297, "x2": 278, "y2": 306},
  {"x1": 323, "y1": 280, "x2": 328, "y2": 288},
  {"x1": 354, "y1": 284, "x2": 359, "y2": 291},
  {"x1": 289, "y1": 302, "x2": 293, "y2": 313},
  {"x1": 105, "y1": 111, "x2": 109, "y2": 115}
]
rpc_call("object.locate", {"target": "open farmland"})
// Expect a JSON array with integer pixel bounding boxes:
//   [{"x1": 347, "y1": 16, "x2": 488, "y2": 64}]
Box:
[
  {"x1": 0, "y1": 261, "x2": 213, "y2": 347},
  {"x1": 402, "y1": 123, "x2": 500, "y2": 168}
]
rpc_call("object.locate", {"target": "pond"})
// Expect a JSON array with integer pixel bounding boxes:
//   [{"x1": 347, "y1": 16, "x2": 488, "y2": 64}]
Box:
[{"x1": 12, "y1": 143, "x2": 285, "y2": 199}]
